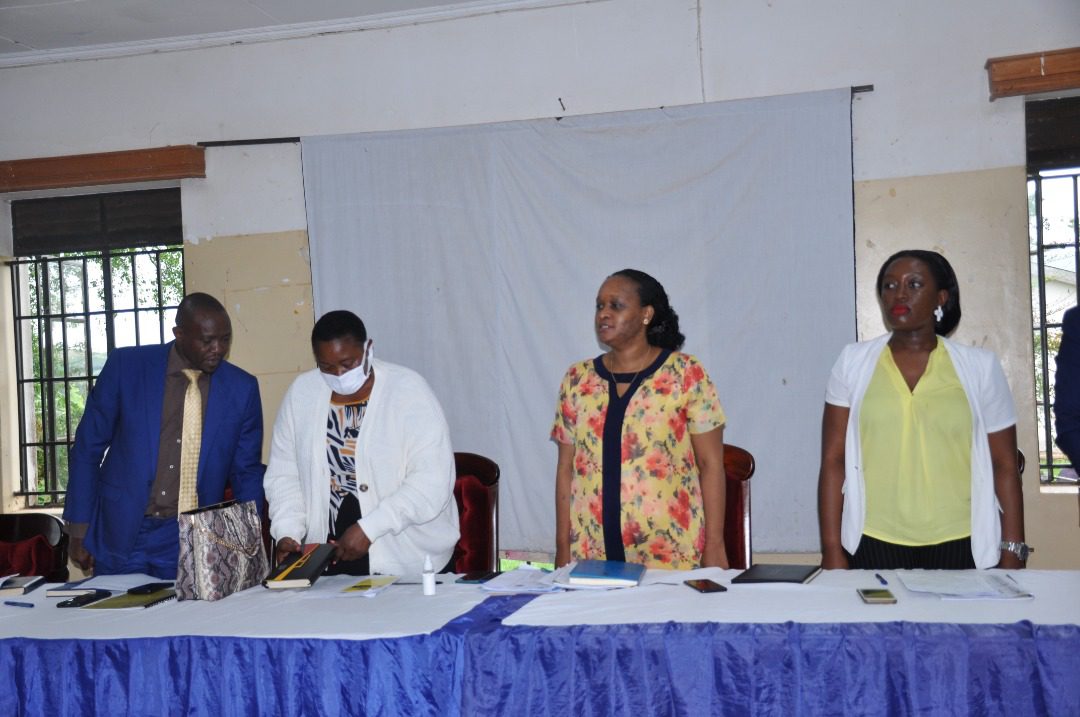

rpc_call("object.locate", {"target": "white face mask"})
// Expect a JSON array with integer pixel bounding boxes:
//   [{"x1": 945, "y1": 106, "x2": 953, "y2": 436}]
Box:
[{"x1": 320, "y1": 341, "x2": 373, "y2": 395}]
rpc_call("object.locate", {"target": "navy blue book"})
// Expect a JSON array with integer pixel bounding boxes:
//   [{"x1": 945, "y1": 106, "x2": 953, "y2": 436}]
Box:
[{"x1": 569, "y1": 560, "x2": 646, "y2": 587}]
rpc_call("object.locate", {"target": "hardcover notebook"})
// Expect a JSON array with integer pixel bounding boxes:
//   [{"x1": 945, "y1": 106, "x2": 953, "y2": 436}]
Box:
[
  {"x1": 46, "y1": 578, "x2": 95, "y2": 598},
  {"x1": 731, "y1": 564, "x2": 822, "y2": 584},
  {"x1": 83, "y1": 588, "x2": 176, "y2": 609},
  {"x1": 0, "y1": 575, "x2": 45, "y2": 596},
  {"x1": 263, "y1": 543, "x2": 336, "y2": 589},
  {"x1": 569, "y1": 560, "x2": 646, "y2": 587}
]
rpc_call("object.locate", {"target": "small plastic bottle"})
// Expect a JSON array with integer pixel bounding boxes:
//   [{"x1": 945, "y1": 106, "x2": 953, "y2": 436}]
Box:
[{"x1": 422, "y1": 554, "x2": 436, "y2": 596}]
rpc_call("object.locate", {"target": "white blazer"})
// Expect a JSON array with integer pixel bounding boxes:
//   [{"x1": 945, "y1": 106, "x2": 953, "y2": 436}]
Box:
[{"x1": 825, "y1": 333, "x2": 1016, "y2": 568}]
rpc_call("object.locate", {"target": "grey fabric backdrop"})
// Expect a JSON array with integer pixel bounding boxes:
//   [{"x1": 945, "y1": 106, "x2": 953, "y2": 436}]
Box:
[{"x1": 302, "y1": 88, "x2": 854, "y2": 554}]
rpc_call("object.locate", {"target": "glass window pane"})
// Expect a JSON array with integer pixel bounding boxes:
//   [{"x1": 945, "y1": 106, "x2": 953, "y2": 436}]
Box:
[
  {"x1": 86, "y1": 256, "x2": 107, "y2": 312},
  {"x1": 52, "y1": 381, "x2": 69, "y2": 442},
  {"x1": 137, "y1": 308, "x2": 165, "y2": 345},
  {"x1": 111, "y1": 254, "x2": 135, "y2": 310},
  {"x1": 49, "y1": 319, "x2": 65, "y2": 378},
  {"x1": 113, "y1": 312, "x2": 136, "y2": 349},
  {"x1": 1040, "y1": 176, "x2": 1078, "y2": 248},
  {"x1": 65, "y1": 319, "x2": 87, "y2": 376},
  {"x1": 89, "y1": 314, "x2": 109, "y2": 373},
  {"x1": 57, "y1": 444, "x2": 71, "y2": 492},
  {"x1": 135, "y1": 252, "x2": 160, "y2": 308},
  {"x1": 45, "y1": 259, "x2": 62, "y2": 315},
  {"x1": 1043, "y1": 247, "x2": 1077, "y2": 324},
  {"x1": 61, "y1": 259, "x2": 85, "y2": 314},
  {"x1": 161, "y1": 250, "x2": 184, "y2": 306},
  {"x1": 67, "y1": 379, "x2": 90, "y2": 433},
  {"x1": 32, "y1": 446, "x2": 46, "y2": 493},
  {"x1": 1028, "y1": 179, "x2": 1038, "y2": 252}
]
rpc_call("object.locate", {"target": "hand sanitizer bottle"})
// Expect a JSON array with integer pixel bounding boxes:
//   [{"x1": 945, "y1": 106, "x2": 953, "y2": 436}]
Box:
[{"x1": 422, "y1": 554, "x2": 436, "y2": 596}]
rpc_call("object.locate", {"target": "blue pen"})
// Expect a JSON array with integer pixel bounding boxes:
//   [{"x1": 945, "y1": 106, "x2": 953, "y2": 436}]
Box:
[
  {"x1": 4, "y1": 600, "x2": 34, "y2": 609},
  {"x1": 874, "y1": 573, "x2": 888, "y2": 586}
]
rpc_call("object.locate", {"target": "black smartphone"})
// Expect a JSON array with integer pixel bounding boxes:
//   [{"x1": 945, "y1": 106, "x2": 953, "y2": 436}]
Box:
[
  {"x1": 684, "y1": 578, "x2": 727, "y2": 593},
  {"x1": 127, "y1": 582, "x2": 174, "y2": 595},
  {"x1": 57, "y1": 590, "x2": 112, "y2": 608},
  {"x1": 857, "y1": 588, "x2": 897, "y2": 604},
  {"x1": 456, "y1": 571, "x2": 500, "y2": 584}
]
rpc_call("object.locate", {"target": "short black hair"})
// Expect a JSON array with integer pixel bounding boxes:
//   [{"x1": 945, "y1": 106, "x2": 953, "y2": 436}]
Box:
[
  {"x1": 175, "y1": 292, "x2": 227, "y2": 328},
  {"x1": 875, "y1": 249, "x2": 961, "y2": 336},
  {"x1": 610, "y1": 268, "x2": 685, "y2": 350},
  {"x1": 311, "y1": 310, "x2": 367, "y2": 349}
]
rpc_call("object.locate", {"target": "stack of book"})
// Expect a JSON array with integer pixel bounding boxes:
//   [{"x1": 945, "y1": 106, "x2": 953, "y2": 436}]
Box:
[
  {"x1": 0, "y1": 575, "x2": 44, "y2": 596},
  {"x1": 568, "y1": 560, "x2": 646, "y2": 588}
]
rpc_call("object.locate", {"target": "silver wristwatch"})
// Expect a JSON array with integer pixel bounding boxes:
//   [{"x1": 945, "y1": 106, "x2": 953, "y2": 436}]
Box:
[{"x1": 999, "y1": 540, "x2": 1033, "y2": 561}]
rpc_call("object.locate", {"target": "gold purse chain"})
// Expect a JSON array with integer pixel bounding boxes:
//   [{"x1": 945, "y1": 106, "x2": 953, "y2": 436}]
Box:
[{"x1": 193, "y1": 518, "x2": 262, "y2": 556}]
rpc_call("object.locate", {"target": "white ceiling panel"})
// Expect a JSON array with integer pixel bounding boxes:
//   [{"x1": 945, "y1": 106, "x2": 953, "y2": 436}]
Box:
[{"x1": 0, "y1": 1, "x2": 560, "y2": 63}]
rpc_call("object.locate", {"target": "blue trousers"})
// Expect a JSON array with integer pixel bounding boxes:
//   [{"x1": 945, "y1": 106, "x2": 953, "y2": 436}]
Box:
[{"x1": 95, "y1": 516, "x2": 180, "y2": 580}]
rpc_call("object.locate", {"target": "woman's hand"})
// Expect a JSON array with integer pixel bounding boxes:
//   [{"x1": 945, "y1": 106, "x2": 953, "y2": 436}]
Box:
[
  {"x1": 821, "y1": 546, "x2": 849, "y2": 570},
  {"x1": 691, "y1": 426, "x2": 728, "y2": 570},
  {"x1": 818, "y1": 403, "x2": 850, "y2": 570},
  {"x1": 996, "y1": 551, "x2": 1024, "y2": 570},
  {"x1": 274, "y1": 537, "x2": 301, "y2": 566},
  {"x1": 701, "y1": 541, "x2": 730, "y2": 569},
  {"x1": 555, "y1": 546, "x2": 571, "y2": 568},
  {"x1": 334, "y1": 523, "x2": 372, "y2": 562},
  {"x1": 554, "y1": 442, "x2": 575, "y2": 569}
]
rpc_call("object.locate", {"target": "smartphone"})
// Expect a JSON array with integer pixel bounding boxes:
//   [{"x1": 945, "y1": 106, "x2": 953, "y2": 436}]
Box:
[
  {"x1": 857, "y1": 588, "x2": 897, "y2": 604},
  {"x1": 684, "y1": 579, "x2": 727, "y2": 593},
  {"x1": 127, "y1": 582, "x2": 174, "y2": 595},
  {"x1": 57, "y1": 590, "x2": 112, "y2": 608},
  {"x1": 456, "y1": 571, "x2": 500, "y2": 584}
]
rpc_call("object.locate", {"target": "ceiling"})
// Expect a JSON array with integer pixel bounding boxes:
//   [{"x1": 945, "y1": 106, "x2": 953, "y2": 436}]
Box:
[{"x1": 0, "y1": 0, "x2": 546, "y2": 66}]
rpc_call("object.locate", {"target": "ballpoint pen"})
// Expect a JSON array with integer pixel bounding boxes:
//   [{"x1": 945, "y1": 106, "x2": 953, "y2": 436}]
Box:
[
  {"x1": 874, "y1": 573, "x2": 888, "y2": 586},
  {"x1": 4, "y1": 600, "x2": 34, "y2": 608}
]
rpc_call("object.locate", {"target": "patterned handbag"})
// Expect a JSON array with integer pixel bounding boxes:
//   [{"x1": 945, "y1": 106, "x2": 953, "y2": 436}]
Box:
[{"x1": 176, "y1": 499, "x2": 269, "y2": 601}]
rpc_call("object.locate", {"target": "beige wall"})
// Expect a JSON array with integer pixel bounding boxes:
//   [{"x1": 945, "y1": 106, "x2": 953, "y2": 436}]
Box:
[{"x1": 184, "y1": 230, "x2": 315, "y2": 459}]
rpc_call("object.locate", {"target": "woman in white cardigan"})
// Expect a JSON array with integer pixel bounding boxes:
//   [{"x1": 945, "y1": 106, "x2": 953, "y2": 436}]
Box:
[
  {"x1": 818, "y1": 250, "x2": 1028, "y2": 570},
  {"x1": 264, "y1": 310, "x2": 459, "y2": 576}
]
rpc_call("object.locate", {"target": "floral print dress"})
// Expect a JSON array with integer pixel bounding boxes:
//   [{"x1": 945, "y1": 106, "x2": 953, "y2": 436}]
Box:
[{"x1": 551, "y1": 351, "x2": 726, "y2": 569}]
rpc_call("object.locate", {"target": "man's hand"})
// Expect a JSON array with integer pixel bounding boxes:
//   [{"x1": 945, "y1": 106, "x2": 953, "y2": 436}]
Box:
[
  {"x1": 69, "y1": 535, "x2": 94, "y2": 573},
  {"x1": 274, "y1": 537, "x2": 302, "y2": 566},
  {"x1": 333, "y1": 523, "x2": 372, "y2": 562}
]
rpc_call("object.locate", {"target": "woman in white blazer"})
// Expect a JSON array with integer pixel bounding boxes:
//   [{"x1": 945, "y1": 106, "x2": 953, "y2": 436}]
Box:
[
  {"x1": 264, "y1": 310, "x2": 459, "y2": 576},
  {"x1": 818, "y1": 250, "x2": 1028, "y2": 570}
]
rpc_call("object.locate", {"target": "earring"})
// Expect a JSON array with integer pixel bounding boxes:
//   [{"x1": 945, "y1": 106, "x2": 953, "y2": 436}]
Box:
[{"x1": 934, "y1": 306, "x2": 944, "y2": 323}]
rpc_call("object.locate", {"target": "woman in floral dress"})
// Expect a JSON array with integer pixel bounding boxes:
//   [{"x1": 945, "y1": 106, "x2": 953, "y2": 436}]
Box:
[{"x1": 551, "y1": 269, "x2": 728, "y2": 569}]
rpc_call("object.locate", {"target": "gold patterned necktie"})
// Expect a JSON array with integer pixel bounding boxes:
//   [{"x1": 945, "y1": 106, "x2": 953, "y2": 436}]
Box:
[{"x1": 177, "y1": 368, "x2": 202, "y2": 514}]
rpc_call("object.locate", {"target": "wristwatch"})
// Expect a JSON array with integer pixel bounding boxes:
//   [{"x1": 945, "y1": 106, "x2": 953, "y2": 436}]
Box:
[{"x1": 999, "y1": 540, "x2": 1033, "y2": 561}]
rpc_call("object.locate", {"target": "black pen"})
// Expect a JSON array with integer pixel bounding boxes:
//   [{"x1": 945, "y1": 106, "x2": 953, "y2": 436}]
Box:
[{"x1": 4, "y1": 600, "x2": 34, "y2": 608}]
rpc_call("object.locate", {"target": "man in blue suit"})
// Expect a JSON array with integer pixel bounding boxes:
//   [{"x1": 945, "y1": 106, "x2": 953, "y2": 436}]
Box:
[
  {"x1": 64, "y1": 293, "x2": 265, "y2": 579},
  {"x1": 1055, "y1": 305, "x2": 1080, "y2": 469}
]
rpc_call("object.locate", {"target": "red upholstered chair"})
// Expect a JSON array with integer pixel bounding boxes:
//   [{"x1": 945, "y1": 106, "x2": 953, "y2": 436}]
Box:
[
  {"x1": 723, "y1": 444, "x2": 756, "y2": 570},
  {"x1": 0, "y1": 513, "x2": 69, "y2": 582},
  {"x1": 452, "y1": 452, "x2": 500, "y2": 573}
]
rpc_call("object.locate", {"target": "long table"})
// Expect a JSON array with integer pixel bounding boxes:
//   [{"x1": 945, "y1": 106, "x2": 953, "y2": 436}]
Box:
[{"x1": 3, "y1": 569, "x2": 1078, "y2": 715}]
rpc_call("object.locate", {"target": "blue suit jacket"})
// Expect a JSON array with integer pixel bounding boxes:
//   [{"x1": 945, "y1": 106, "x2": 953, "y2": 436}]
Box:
[
  {"x1": 64, "y1": 342, "x2": 265, "y2": 565},
  {"x1": 1055, "y1": 306, "x2": 1080, "y2": 466}
]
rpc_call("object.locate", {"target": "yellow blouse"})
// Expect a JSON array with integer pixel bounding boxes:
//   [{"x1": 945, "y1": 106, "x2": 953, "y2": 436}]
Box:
[{"x1": 860, "y1": 344, "x2": 973, "y2": 545}]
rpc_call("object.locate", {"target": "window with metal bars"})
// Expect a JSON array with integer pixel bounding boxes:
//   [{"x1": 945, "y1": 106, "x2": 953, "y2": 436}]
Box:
[
  {"x1": 1028, "y1": 96, "x2": 1080, "y2": 485},
  {"x1": 8, "y1": 188, "x2": 184, "y2": 506}
]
